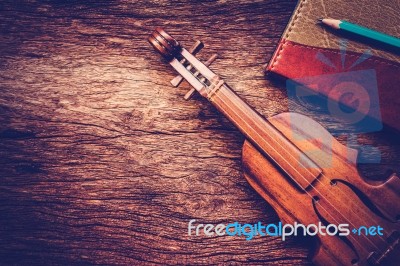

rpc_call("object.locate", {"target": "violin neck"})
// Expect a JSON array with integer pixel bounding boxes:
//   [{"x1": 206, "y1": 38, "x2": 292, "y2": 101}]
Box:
[
  {"x1": 208, "y1": 83, "x2": 322, "y2": 190},
  {"x1": 147, "y1": 28, "x2": 321, "y2": 188}
]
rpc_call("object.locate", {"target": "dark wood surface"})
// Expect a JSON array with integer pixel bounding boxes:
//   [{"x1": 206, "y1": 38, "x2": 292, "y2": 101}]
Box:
[{"x1": 0, "y1": 0, "x2": 399, "y2": 265}]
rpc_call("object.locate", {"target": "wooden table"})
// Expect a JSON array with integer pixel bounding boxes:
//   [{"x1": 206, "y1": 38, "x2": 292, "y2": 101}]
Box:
[{"x1": 1, "y1": 0, "x2": 399, "y2": 264}]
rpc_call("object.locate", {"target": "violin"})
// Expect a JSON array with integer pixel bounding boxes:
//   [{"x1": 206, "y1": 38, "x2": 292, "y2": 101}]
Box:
[{"x1": 148, "y1": 28, "x2": 399, "y2": 265}]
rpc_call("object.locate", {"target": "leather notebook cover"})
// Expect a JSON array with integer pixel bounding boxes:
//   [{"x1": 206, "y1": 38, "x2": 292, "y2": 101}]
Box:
[{"x1": 267, "y1": 0, "x2": 400, "y2": 131}]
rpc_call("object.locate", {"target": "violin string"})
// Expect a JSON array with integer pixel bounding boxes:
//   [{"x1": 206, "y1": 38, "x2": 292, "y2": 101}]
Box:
[
  {"x1": 154, "y1": 31, "x2": 387, "y2": 254},
  {"x1": 212, "y1": 88, "x2": 384, "y2": 255},
  {"x1": 169, "y1": 43, "x2": 387, "y2": 255},
  {"x1": 211, "y1": 86, "x2": 386, "y2": 255}
]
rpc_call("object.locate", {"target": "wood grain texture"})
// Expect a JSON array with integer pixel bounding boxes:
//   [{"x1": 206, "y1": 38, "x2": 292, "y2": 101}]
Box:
[{"x1": 0, "y1": 0, "x2": 398, "y2": 265}]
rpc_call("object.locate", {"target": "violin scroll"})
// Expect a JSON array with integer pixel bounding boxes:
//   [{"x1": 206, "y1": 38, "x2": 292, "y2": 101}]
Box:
[{"x1": 148, "y1": 28, "x2": 181, "y2": 60}]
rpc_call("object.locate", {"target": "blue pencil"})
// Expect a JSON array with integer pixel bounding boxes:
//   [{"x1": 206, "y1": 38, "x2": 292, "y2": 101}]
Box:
[{"x1": 319, "y1": 18, "x2": 400, "y2": 49}]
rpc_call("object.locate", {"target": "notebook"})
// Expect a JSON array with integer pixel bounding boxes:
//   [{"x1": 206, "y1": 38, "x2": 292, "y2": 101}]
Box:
[{"x1": 266, "y1": 0, "x2": 400, "y2": 132}]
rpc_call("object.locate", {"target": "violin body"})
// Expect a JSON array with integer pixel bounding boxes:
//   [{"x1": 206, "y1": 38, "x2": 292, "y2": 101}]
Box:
[{"x1": 243, "y1": 112, "x2": 400, "y2": 265}]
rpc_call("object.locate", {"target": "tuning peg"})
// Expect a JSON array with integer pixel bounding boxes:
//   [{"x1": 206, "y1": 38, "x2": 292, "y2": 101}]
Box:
[
  {"x1": 184, "y1": 53, "x2": 218, "y2": 100},
  {"x1": 170, "y1": 40, "x2": 204, "y2": 87}
]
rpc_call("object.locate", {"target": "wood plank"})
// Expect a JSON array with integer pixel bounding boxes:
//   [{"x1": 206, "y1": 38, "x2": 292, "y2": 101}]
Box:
[{"x1": 0, "y1": 0, "x2": 398, "y2": 264}]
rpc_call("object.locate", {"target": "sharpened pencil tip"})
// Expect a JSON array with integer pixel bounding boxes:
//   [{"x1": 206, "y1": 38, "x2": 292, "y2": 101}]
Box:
[{"x1": 317, "y1": 18, "x2": 324, "y2": 24}]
